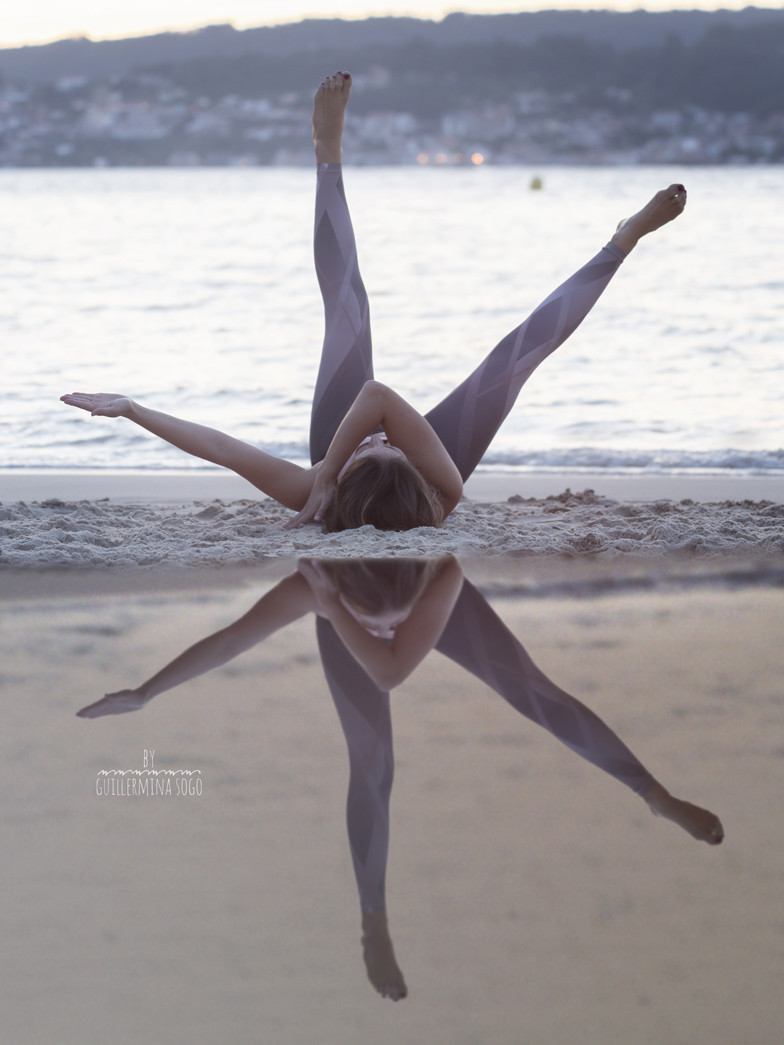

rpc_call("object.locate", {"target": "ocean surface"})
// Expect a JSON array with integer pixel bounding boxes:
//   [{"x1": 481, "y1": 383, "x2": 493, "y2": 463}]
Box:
[{"x1": 2, "y1": 165, "x2": 783, "y2": 477}]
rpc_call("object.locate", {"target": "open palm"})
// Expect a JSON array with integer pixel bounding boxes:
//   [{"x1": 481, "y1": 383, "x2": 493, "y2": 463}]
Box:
[
  {"x1": 60, "y1": 392, "x2": 132, "y2": 417},
  {"x1": 77, "y1": 690, "x2": 146, "y2": 717}
]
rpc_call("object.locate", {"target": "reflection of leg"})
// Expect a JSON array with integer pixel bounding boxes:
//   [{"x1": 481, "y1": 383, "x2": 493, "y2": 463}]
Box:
[
  {"x1": 643, "y1": 781, "x2": 723, "y2": 844},
  {"x1": 309, "y1": 76, "x2": 372, "y2": 464},
  {"x1": 361, "y1": 910, "x2": 408, "y2": 1002},
  {"x1": 316, "y1": 617, "x2": 393, "y2": 913},
  {"x1": 424, "y1": 242, "x2": 625, "y2": 480},
  {"x1": 435, "y1": 579, "x2": 656, "y2": 794},
  {"x1": 436, "y1": 581, "x2": 724, "y2": 843},
  {"x1": 315, "y1": 618, "x2": 408, "y2": 1000}
]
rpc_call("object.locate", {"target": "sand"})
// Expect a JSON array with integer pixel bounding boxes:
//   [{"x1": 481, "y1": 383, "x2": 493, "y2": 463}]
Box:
[
  {"x1": 2, "y1": 469, "x2": 783, "y2": 567},
  {"x1": 1, "y1": 554, "x2": 783, "y2": 1045}
]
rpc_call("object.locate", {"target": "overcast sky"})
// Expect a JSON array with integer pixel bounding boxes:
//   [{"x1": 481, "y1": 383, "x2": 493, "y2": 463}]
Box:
[{"x1": 3, "y1": 1, "x2": 778, "y2": 48}]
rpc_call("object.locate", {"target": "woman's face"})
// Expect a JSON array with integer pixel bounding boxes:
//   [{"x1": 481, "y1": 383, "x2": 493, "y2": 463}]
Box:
[
  {"x1": 339, "y1": 593, "x2": 416, "y2": 639},
  {"x1": 354, "y1": 433, "x2": 406, "y2": 462},
  {"x1": 337, "y1": 433, "x2": 407, "y2": 485}
]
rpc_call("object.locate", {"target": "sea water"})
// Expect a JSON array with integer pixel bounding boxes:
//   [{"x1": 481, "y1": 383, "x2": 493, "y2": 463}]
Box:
[{"x1": 2, "y1": 165, "x2": 782, "y2": 476}]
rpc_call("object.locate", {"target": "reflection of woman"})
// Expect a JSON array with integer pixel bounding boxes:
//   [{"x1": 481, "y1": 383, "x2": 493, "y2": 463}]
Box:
[
  {"x1": 313, "y1": 568, "x2": 724, "y2": 1000},
  {"x1": 62, "y1": 72, "x2": 688, "y2": 533},
  {"x1": 77, "y1": 557, "x2": 722, "y2": 1002}
]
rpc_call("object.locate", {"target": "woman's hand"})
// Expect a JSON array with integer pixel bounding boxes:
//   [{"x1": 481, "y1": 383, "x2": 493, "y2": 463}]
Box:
[
  {"x1": 60, "y1": 392, "x2": 133, "y2": 418},
  {"x1": 76, "y1": 689, "x2": 147, "y2": 718},
  {"x1": 297, "y1": 558, "x2": 341, "y2": 618},
  {"x1": 283, "y1": 470, "x2": 336, "y2": 529}
]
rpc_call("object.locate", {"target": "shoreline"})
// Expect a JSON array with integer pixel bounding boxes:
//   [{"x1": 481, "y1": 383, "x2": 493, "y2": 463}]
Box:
[
  {"x1": 2, "y1": 555, "x2": 781, "y2": 604},
  {"x1": 3, "y1": 468, "x2": 784, "y2": 506}
]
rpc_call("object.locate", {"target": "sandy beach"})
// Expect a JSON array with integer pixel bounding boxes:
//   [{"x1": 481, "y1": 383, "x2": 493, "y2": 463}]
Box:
[
  {"x1": 1, "y1": 552, "x2": 782, "y2": 1045},
  {"x1": 2, "y1": 469, "x2": 783, "y2": 567}
]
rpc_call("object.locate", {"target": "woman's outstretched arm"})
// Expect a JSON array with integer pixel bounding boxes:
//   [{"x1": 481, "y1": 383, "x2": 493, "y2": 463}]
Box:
[
  {"x1": 60, "y1": 392, "x2": 317, "y2": 510},
  {"x1": 76, "y1": 572, "x2": 315, "y2": 717}
]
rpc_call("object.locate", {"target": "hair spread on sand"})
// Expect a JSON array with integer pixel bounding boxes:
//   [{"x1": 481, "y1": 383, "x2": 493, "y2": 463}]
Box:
[{"x1": 322, "y1": 455, "x2": 445, "y2": 532}]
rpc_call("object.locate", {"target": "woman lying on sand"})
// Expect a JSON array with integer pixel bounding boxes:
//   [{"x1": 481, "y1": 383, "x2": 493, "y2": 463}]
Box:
[{"x1": 62, "y1": 71, "x2": 687, "y2": 532}]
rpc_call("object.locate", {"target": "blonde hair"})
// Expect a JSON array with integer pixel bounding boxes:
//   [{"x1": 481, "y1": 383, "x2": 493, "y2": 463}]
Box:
[{"x1": 322, "y1": 455, "x2": 445, "y2": 532}]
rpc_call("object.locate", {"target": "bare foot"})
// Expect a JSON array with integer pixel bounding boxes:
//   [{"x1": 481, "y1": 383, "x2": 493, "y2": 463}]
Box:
[
  {"x1": 644, "y1": 782, "x2": 724, "y2": 845},
  {"x1": 611, "y1": 184, "x2": 687, "y2": 254},
  {"x1": 361, "y1": 911, "x2": 408, "y2": 1001},
  {"x1": 313, "y1": 71, "x2": 351, "y2": 164}
]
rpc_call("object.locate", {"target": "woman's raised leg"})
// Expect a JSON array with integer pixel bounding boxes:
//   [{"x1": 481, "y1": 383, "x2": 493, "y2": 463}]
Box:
[
  {"x1": 425, "y1": 185, "x2": 688, "y2": 480},
  {"x1": 309, "y1": 72, "x2": 374, "y2": 465}
]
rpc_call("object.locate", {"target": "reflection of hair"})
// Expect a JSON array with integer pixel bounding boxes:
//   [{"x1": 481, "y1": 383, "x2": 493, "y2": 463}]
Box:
[
  {"x1": 322, "y1": 558, "x2": 434, "y2": 615},
  {"x1": 322, "y1": 456, "x2": 445, "y2": 532}
]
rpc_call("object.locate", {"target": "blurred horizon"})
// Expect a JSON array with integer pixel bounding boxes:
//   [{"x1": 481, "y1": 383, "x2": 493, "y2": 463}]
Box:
[{"x1": 3, "y1": 1, "x2": 784, "y2": 49}]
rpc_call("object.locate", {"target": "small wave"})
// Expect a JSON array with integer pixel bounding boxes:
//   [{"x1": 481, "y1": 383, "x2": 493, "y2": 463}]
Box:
[
  {"x1": 4, "y1": 444, "x2": 784, "y2": 476},
  {"x1": 477, "y1": 447, "x2": 784, "y2": 475},
  {"x1": 476, "y1": 563, "x2": 784, "y2": 600}
]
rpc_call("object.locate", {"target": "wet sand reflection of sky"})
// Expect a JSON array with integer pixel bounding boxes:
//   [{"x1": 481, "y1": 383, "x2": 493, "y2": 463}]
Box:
[{"x1": 2, "y1": 557, "x2": 782, "y2": 1042}]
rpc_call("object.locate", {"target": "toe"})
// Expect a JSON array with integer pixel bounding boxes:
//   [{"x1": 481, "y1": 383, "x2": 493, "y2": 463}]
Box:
[{"x1": 709, "y1": 822, "x2": 724, "y2": 844}]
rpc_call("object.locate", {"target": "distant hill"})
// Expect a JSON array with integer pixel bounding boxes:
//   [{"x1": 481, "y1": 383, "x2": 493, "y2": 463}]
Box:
[
  {"x1": 2, "y1": 9, "x2": 784, "y2": 85},
  {"x1": 2, "y1": 9, "x2": 782, "y2": 167}
]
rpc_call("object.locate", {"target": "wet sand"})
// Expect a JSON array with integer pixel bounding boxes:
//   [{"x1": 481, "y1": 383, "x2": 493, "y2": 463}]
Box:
[
  {"x1": 1, "y1": 556, "x2": 782, "y2": 1044},
  {"x1": 4, "y1": 467, "x2": 784, "y2": 506}
]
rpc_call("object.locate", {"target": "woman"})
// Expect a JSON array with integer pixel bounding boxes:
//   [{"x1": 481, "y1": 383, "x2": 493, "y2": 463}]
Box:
[{"x1": 61, "y1": 72, "x2": 687, "y2": 532}]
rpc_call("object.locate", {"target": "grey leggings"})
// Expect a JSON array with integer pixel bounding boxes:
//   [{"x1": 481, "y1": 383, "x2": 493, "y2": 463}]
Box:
[
  {"x1": 312, "y1": 167, "x2": 641, "y2": 914},
  {"x1": 309, "y1": 163, "x2": 626, "y2": 472},
  {"x1": 317, "y1": 577, "x2": 655, "y2": 915}
]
